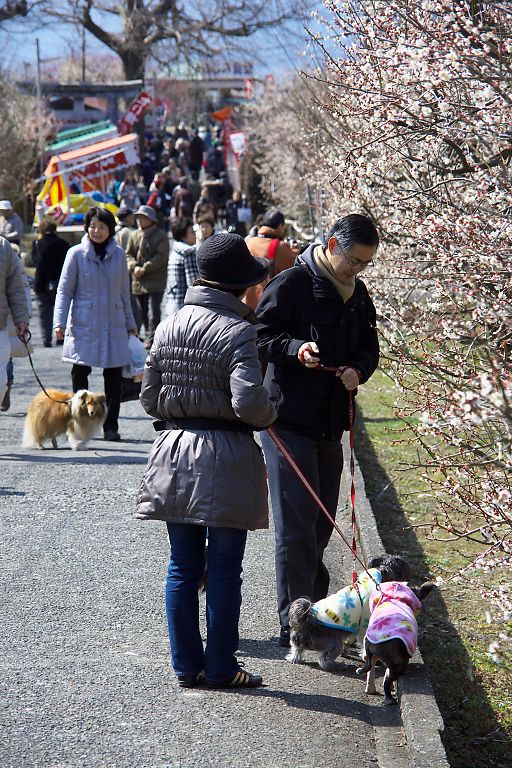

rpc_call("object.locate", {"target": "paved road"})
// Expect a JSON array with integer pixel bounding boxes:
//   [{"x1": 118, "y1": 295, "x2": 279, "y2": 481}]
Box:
[{"x1": 0, "y1": 325, "x2": 411, "y2": 768}]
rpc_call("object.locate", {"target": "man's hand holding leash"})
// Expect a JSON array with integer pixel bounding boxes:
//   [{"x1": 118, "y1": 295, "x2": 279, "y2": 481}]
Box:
[
  {"x1": 298, "y1": 341, "x2": 321, "y2": 368},
  {"x1": 335, "y1": 367, "x2": 359, "y2": 391},
  {"x1": 297, "y1": 342, "x2": 360, "y2": 391}
]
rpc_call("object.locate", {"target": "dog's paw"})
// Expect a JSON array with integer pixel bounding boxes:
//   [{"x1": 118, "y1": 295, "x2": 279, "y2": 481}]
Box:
[
  {"x1": 70, "y1": 442, "x2": 89, "y2": 451},
  {"x1": 365, "y1": 685, "x2": 380, "y2": 695},
  {"x1": 285, "y1": 650, "x2": 303, "y2": 664},
  {"x1": 384, "y1": 696, "x2": 397, "y2": 706},
  {"x1": 318, "y1": 657, "x2": 346, "y2": 672}
]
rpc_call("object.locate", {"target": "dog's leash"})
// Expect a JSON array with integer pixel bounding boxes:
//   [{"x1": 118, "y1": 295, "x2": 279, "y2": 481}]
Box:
[
  {"x1": 17, "y1": 330, "x2": 72, "y2": 405},
  {"x1": 266, "y1": 365, "x2": 379, "y2": 590}
]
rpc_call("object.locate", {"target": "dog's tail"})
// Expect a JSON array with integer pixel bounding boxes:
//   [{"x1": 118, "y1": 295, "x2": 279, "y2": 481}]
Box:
[
  {"x1": 22, "y1": 415, "x2": 37, "y2": 448},
  {"x1": 288, "y1": 597, "x2": 314, "y2": 629}
]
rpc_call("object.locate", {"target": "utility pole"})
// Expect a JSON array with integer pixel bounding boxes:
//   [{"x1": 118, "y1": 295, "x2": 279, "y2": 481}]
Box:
[
  {"x1": 35, "y1": 38, "x2": 44, "y2": 178},
  {"x1": 82, "y1": 25, "x2": 86, "y2": 81}
]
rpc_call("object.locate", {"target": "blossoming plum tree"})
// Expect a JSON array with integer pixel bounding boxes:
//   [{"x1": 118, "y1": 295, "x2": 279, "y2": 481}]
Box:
[{"x1": 247, "y1": 0, "x2": 511, "y2": 633}]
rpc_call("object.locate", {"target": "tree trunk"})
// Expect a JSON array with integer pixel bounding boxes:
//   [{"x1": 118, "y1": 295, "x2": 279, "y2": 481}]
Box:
[
  {"x1": 121, "y1": 50, "x2": 146, "y2": 81},
  {"x1": 119, "y1": 50, "x2": 147, "y2": 157}
]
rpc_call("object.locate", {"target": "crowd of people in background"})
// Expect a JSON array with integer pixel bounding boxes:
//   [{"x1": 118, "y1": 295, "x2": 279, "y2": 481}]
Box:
[
  {"x1": 107, "y1": 123, "x2": 245, "y2": 238},
  {"x1": 0, "y1": 121, "x2": 302, "y2": 420}
]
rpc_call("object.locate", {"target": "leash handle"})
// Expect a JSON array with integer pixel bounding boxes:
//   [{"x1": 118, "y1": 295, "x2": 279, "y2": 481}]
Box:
[{"x1": 17, "y1": 327, "x2": 32, "y2": 345}]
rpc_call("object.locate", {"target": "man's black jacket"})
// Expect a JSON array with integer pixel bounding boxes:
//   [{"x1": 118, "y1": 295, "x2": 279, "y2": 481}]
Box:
[
  {"x1": 32, "y1": 234, "x2": 69, "y2": 294},
  {"x1": 255, "y1": 243, "x2": 379, "y2": 440}
]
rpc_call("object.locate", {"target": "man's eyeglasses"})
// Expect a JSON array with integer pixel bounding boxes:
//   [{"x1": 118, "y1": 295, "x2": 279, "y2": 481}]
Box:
[
  {"x1": 348, "y1": 256, "x2": 373, "y2": 271},
  {"x1": 335, "y1": 247, "x2": 374, "y2": 271}
]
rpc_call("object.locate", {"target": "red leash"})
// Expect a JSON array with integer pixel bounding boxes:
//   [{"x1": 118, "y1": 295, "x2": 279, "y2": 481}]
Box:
[{"x1": 265, "y1": 376, "x2": 377, "y2": 587}]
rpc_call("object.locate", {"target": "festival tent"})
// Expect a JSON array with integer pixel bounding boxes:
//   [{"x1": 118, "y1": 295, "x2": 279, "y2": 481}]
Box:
[{"x1": 37, "y1": 133, "x2": 139, "y2": 210}]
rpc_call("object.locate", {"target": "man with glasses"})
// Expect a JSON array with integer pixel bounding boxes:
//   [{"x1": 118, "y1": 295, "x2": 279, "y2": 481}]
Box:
[{"x1": 256, "y1": 213, "x2": 380, "y2": 647}]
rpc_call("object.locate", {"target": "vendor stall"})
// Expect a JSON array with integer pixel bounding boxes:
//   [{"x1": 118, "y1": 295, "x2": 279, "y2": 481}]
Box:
[{"x1": 36, "y1": 133, "x2": 139, "y2": 225}]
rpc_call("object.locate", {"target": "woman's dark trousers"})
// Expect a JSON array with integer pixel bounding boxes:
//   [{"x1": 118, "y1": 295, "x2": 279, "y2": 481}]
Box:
[{"x1": 71, "y1": 364, "x2": 123, "y2": 433}]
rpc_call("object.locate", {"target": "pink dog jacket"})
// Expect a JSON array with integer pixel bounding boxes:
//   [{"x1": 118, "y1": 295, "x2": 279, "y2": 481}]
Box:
[{"x1": 365, "y1": 582, "x2": 421, "y2": 657}]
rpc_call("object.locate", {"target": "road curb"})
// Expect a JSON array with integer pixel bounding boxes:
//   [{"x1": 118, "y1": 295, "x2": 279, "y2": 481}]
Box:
[{"x1": 340, "y1": 437, "x2": 451, "y2": 768}]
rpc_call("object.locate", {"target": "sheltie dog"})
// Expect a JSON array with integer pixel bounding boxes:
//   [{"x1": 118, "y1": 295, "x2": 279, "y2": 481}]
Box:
[{"x1": 22, "y1": 389, "x2": 107, "y2": 450}]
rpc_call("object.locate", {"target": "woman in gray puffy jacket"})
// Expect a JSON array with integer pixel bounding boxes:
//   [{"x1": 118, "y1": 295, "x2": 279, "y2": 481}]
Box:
[{"x1": 137, "y1": 233, "x2": 277, "y2": 689}]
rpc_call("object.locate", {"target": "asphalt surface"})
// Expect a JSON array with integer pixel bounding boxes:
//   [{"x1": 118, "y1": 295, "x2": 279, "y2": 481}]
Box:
[{"x1": 1, "y1": 323, "x2": 422, "y2": 768}]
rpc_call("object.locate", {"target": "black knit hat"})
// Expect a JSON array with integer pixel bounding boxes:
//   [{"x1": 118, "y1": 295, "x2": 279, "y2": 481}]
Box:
[{"x1": 196, "y1": 232, "x2": 268, "y2": 289}]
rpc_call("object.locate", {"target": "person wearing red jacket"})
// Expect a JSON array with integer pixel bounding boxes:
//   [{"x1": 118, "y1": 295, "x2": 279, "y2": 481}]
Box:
[{"x1": 244, "y1": 209, "x2": 299, "y2": 310}]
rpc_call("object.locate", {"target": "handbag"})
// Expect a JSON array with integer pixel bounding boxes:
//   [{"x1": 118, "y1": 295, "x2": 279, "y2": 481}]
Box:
[
  {"x1": 120, "y1": 376, "x2": 142, "y2": 402},
  {"x1": 120, "y1": 334, "x2": 146, "y2": 402},
  {"x1": 238, "y1": 206, "x2": 252, "y2": 223}
]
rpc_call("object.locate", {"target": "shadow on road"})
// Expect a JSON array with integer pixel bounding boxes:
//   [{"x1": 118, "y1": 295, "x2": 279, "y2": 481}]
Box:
[
  {"x1": 0, "y1": 486, "x2": 27, "y2": 497},
  {"x1": 243, "y1": 686, "x2": 386, "y2": 723},
  {"x1": 0, "y1": 452, "x2": 148, "y2": 466}
]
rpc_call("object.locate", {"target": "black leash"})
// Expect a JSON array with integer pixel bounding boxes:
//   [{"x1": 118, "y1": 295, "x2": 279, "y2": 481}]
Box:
[{"x1": 18, "y1": 330, "x2": 72, "y2": 405}]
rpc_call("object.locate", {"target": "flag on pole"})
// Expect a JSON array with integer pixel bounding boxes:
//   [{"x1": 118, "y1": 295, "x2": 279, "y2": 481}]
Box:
[{"x1": 118, "y1": 91, "x2": 153, "y2": 134}]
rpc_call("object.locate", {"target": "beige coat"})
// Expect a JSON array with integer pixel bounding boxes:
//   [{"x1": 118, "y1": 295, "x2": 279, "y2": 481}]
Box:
[{"x1": 126, "y1": 225, "x2": 169, "y2": 294}]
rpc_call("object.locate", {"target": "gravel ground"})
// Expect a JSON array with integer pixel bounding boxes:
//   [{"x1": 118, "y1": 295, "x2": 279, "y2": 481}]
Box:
[{"x1": 0, "y1": 324, "x2": 411, "y2": 768}]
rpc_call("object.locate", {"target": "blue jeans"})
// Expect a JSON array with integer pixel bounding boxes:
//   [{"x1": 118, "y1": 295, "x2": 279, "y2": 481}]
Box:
[
  {"x1": 260, "y1": 427, "x2": 343, "y2": 628},
  {"x1": 165, "y1": 523, "x2": 247, "y2": 682}
]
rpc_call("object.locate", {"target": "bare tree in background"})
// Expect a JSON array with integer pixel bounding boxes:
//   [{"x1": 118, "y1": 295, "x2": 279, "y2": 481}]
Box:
[
  {"x1": 0, "y1": 0, "x2": 28, "y2": 23},
  {"x1": 0, "y1": 73, "x2": 53, "y2": 203},
  {"x1": 35, "y1": 0, "x2": 303, "y2": 80},
  {"x1": 46, "y1": 51, "x2": 124, "y2": 83}
]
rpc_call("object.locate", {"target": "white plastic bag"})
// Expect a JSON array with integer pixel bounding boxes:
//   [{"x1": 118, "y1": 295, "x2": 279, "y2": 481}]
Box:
[{"x1": 127, "y1": 334, "x2": 147, "y2": 378}]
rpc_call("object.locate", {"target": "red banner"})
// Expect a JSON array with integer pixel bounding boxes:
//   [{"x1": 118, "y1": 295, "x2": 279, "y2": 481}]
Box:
[{"x1": 118, "y1": 90, "x2": 153, "y2": 134}]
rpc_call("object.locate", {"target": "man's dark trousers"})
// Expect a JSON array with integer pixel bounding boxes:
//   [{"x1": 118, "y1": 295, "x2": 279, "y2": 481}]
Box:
[
  {"x1": 260, "y1": 427, "x2": 343, "y2": 629},
  {"x1": 36, "y1": 290, "x2": 55, "y2": 347},
  {"x1": 136, "y1": 292, "x2": 163, "y2": 342}
]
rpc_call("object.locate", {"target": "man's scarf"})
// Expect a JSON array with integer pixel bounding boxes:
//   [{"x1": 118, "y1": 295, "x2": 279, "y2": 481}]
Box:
[{"x1": 312, "y1": 244, "x2": 355, "y2": 303}]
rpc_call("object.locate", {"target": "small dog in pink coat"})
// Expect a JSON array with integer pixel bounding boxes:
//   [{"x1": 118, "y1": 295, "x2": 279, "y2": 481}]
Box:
[{"x1": 357, "y1": 580, "x2": 435, "y2": 705}]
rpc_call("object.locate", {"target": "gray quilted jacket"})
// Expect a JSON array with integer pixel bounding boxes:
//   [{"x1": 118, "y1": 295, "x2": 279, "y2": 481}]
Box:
[
  {"x1": 137, "y1": 285, "x2": 277, "y2": 530},
  {"x1": 0, "y1": 237, "x2": 30, "y2": 330}
]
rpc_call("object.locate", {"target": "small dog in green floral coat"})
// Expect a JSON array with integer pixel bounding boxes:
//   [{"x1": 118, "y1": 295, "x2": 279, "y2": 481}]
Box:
[{"x1": 286, "y1": 555, "x2": 409, "y2": 671}]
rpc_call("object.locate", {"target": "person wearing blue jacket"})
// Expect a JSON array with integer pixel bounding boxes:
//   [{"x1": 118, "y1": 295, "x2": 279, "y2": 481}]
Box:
[{"x1": 256, "y1": 214, "x2": 380, "y2": 647}]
